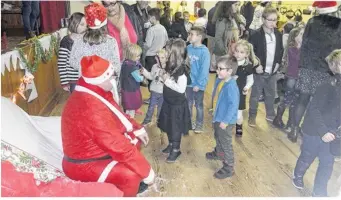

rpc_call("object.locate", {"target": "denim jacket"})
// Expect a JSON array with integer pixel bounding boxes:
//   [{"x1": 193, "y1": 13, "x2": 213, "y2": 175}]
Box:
[{"x1": 212, "y1": 78, "x2": 240, "y2": 125}]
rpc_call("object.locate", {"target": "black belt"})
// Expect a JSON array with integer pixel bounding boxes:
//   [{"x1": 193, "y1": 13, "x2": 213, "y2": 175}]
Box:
[{"x1": 64, "y1": 155, "x2": 112, "y2": 164}]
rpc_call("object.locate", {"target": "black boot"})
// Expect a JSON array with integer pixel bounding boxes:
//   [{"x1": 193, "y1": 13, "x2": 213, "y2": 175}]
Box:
[
  {"x1": 166, "y1": 142, "x2": 181, "y2": 163},
  {"x1": 206, "y1": 148, "x2": 223, "y2": 160},
  {"x1": 161, "y1": 143, "x2": 172, "y2": 154},
  {"x1": 288, "y1": 126, "x2": 299, "y2": 143},
  {"x1": 292, "y1": 160, "x2": 311, "y2": 190},
  {"x1": 214, "y1": 162, "x2": 234, "y2": 179},
  {"x1": 137, "y1": 182, "x2": 149, "y2": 194},
  {"x1": 273, "y1": 104, "x2": 285, "y2": 129},
  {"x1": 236, "y1": 124, "x2": 243, "y2": 137},
  {"x1": 284, "y1": 106, "x2": 295, "y2": 133}
]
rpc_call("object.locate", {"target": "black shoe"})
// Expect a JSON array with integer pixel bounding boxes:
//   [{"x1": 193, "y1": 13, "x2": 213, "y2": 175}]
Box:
[
  {"x1": 214, "y1": 162, "x2": 234, "y2": 179},
  {"x1": 161, "y1": 144, "x2": 172, "y2": 154},
  {"x1": 137, "y1": 182, "x2": 149, "y2": 194},
  {"x1": 288, "y1": 127, "x2": 299, "y2": 143},
  {"x1": 166, "y1": 149, "x2": 181, "y2": 163},
  {"x1": 292, "y1": 176, "x2": 304, "y2": 190},
  {"x1": 273, "y1": 105, "x2": 285, "y2": 129},
  {"x1": 236, "y1": 124, "x2": 243, "y2": 137},
  {"x1": 205, "y1": 151, "x2": 223, "y2": 160},
  {"x1": 274, "y1": 97, "x2": 281, "y2": 104}
]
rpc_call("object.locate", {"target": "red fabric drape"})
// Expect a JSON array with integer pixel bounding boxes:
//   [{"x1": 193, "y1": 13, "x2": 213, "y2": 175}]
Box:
[{"x1": 39, "y1": 1, "x2": 66, "y2": 34}]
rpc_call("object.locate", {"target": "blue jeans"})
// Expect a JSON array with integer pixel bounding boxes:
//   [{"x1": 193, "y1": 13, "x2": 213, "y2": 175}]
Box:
[
  {"x1": 296, "y1": 133, "x2": 335, "y2": 196},
  {"x1": 69, "y1": 83, "x2": 76, "y2": 93},
  {"x1": 143, "y1": 91, "x2": 163, "y2": 124},
  {"x1": 186, "y1": 87, "x2": 204, "y2": 129},
  {"x1": 22, "y1": 1, "x2": 40, "y2": 38}
]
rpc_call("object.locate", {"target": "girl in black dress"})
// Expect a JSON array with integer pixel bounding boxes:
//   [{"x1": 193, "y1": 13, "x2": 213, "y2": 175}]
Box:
[
  {"x1": 233, "y1": 40, "x2": 259, "y2": 136},
  {"x1": 158, "y1": 39, "x2": 192, "y2": 163}
]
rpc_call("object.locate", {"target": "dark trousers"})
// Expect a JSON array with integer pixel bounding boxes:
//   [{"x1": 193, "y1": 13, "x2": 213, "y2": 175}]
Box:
[
  {"x1": 143, "y1": 91, "x2": 164, "y2": 123},
  {"x1": 249, "y1": 73, "x2": 276, "y2": 119},
  {"x1": 186, "y1": 87, "x2": 204, "y2": 129},
  {"x1": 145, "y1": 56, "x2": 157, "y2": 90},
  {"x1": 292, "y1": 93, "x2": 311, "y2": 127},
  {"x1": 295, "y1": 133, "x2": 335, "y2": 196},
  {"x1": 213, "y1": 123, "x2": 234, "y2": 166},
  {"x1": 22, "y1": 1, "x2": 40, "y2": 38},
  {"x1": 280, "y1": 77, "x2": 298, "y2": 107}
]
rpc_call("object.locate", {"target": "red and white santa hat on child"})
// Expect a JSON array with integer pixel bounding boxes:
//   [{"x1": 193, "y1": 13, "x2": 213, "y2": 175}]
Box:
[
  {"x1": 312, "y1": 1, "x2": 339, "y2": 14},
  {"x1": 81, "y1": 55, "x2": 115, "y2": 85},
  {"x1": 84, "y1": 3, "x2": 107, "y2": 29}
]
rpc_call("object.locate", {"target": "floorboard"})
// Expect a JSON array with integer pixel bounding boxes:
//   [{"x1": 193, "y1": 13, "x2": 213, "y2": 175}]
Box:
[{"x1": 49, "y1": 74, "x2": 341, "y2": 197}]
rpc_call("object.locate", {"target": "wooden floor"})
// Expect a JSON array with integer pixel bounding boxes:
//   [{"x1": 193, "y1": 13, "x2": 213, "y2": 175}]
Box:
[{"x1": 50, "y1": 74, "x2": 341, "y2": 197}]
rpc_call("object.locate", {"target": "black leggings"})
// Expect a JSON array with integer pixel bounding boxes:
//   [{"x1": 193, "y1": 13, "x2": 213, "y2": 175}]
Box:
[{"x1": 293, "y1": 93, "x2": 311, "y2": 127}]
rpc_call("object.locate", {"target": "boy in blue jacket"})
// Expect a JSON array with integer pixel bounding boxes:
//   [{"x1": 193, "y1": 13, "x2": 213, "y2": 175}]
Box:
[
  {"x1": 206, "y1": 55, "x2": 239, "y2": 179},
  {"x1": 186, "y1": 26, "x2": 211, "y2": 133}
]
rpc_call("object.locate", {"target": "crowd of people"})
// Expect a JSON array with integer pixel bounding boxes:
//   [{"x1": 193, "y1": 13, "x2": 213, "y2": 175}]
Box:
[{"x1": 58, "y1": 1, "x2": 341, "y2": 197}]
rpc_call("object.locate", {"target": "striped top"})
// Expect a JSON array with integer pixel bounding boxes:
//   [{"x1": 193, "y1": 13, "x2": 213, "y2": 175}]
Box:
[{"x1": 58, "y1": 35, "x2": 79, "y2": 86}]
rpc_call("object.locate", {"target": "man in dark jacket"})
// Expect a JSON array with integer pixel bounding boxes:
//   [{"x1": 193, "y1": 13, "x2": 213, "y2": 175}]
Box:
[
  {"x1": 292, "y1": 49, "x2": 341, "y2": 197},
  {"x1": 131, "y1": 1, "x2": 151, "y2": 42}
]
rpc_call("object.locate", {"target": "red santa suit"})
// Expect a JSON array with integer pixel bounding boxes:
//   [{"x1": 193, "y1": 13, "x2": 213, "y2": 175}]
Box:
[{"x1": 61, "y1": 54, "x2": 154, "y2": 197}]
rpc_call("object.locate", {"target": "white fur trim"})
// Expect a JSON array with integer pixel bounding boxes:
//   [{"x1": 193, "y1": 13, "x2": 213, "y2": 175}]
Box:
[
  {"x1": 83, "y1": 63, "x2": 115, "y2": 85},
  {"x1": 143, "y1": 169, "x2": 155, "y2": 184},
  {"x1": 75, "y1": 86, "x2": 133, "y2": 132},
  {"x1": 89, "y1": 18, "x2": 108, "y2": 30},
  {"x1": 124, "y1": 133, "x2": 139, "y2": 145},
  {"x1": 134, "y1": 128, "x2": 146, "y2": 137},
  {"x1": 316, "y1": 6, "x2": 338, "y2": 14},
  {"x1": 97, "y1": 160, "x2": 118, "y2": 182}
]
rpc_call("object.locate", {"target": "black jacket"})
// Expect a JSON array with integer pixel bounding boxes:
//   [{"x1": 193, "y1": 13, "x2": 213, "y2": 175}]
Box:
[
  {"x1": 299, "y1": 15, "x2": 341, "y2": 73},
  {"x1": 206, "y1": 5, "x2": 217, "y2": 37},
  {"x1": 240, "y1": 1, "x2": 254, "y2": 30},
  {"x1": 131, "y1": 3, "x2": 151, "y2": 41},
  {"x1": 160, "y1": 15, "x2": 171, "y2": 33},
  {"x1": 169, "y1": 19, "x2": 188, "y2": 41},
  {"x1": 301, "y1": 75, "x2": 341, "y2": 156},
  {"x1": 248, "y1": 27, "x2": 283, "y2": 74},
  {"x1": 121, "y1": 3, "x2": 144, "y2": 48}
]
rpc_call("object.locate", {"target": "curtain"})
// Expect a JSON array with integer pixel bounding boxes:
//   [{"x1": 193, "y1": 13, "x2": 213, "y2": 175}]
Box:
[{"x1": 39, "y1": 1, "x2": 67, "y2": 34}]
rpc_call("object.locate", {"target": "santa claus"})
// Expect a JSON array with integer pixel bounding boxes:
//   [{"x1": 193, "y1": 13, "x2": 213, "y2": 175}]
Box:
[{"x1": 61, "y1": 55, "x2": 154, "y2": 197}]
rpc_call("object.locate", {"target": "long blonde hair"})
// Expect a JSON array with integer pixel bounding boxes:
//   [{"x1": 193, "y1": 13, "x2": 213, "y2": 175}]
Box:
[{"x1": 234, "y1": 39, "x2": 260, "y2": 67}]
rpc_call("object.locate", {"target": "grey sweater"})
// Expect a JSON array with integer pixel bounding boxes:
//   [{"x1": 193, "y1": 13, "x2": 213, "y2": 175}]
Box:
[
  {"x1": 69, "y1": 34, "x2": 121, "y2": 77},
  {"x1": 142, "y1": 63, "x2": 165, "y2": 94},
  {"x1": 144, "y1": 24, "x2": 168, "y2": 56}
]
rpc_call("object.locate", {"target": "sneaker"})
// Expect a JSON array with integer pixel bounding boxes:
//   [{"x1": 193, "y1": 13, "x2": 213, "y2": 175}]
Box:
[
  {"x1": 266, "y1": 116, "x2": 275, "y2": 122},
  {"x1": 292, "y1": 176, "x2": 304, "y2": 190},
  {"x1": 205, "y1": 151, "x2": 223, "y2": 160},
  {"x1": 248, "y1": 118, "x2": 256, "y2": 127},
  {"x1": 274, "y1": 97, "x2": 281, "y2": 104},
  {"x1": 143, "y1": 98, "x2": 150, "y2": 104},
  {"x1": 214, "y1": 163, "x2": 234, "y2": 179},
  {"x1": 194, "y1": 127, "x2": 203, "y2": 134},
  {"x1": 137, "y1": 182, "x2": 149, "y2": 194},
  {"x1": 191, "y1": 122, "x2": 196, "y2": 130}
]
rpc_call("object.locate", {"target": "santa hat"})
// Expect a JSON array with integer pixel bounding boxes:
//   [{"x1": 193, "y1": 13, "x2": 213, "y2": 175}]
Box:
[
  {"x1": 84, "y1": 3, "x2": 107, "y2": 29},
  {"x1": 81, "y1": 55, "x2": 115, "y2": 85},
  {"x1": 312, "y1": 1, "x2": 339, "y2": 14}
]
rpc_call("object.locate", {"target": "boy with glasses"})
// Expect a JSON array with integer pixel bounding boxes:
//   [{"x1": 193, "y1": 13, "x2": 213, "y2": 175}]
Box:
[
  {"x1": 248, "y1": 7, "x2": 283, "y2": 127},
  {"x1": 206, "y1": 56, "x2": 239, "y2": 179}
]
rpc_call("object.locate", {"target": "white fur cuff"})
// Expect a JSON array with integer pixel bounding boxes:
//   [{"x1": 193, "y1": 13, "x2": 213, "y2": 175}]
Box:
[
  {"x1": 134, "y1": 128, "x2": 146, "y2": 137},
  {"x1": 143, "y1": 169, "x2": 155, "y2": 184}
]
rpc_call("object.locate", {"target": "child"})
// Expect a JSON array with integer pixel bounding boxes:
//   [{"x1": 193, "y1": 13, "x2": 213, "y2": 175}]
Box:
[
  {"x1": 233, "y1": 40, "x2": 259, "y2": 136},
  {"x1": 186, "y1": 26, "x2": 211, "y2": 133},
  {"x1": 183, "y1": 11, "x2": 193, "y2": 34},
  {"x1": 194, "y1": 8, "x2": 208, "y2": 28},
  {"x1": 58, "y1": 12, "x2": 87, "y2": 93},
  {"x1": 206, "y1": 56, "x2": 239, "y2": 179},
  {"x1": 273, "y1": 27, "x2": 304, "y2": 135},
  {"x1": 158, "y1": 39, "x2": 192, "y2": 163},
  {"x1": 292, "y1": 49, "x2": 341, "y2": 197},
  {"x1": 120, "y1": 44, "x2": 144, "y2": 118},
  {"x1": 248, "y1": 7, "x2": 283, "y2": 127},
  {"x1": 141, "y1": 49, "x2": 167, "y2": 125},
  {"x1": 144, "y1": 8, "x2": 169, "y2": 73}
]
